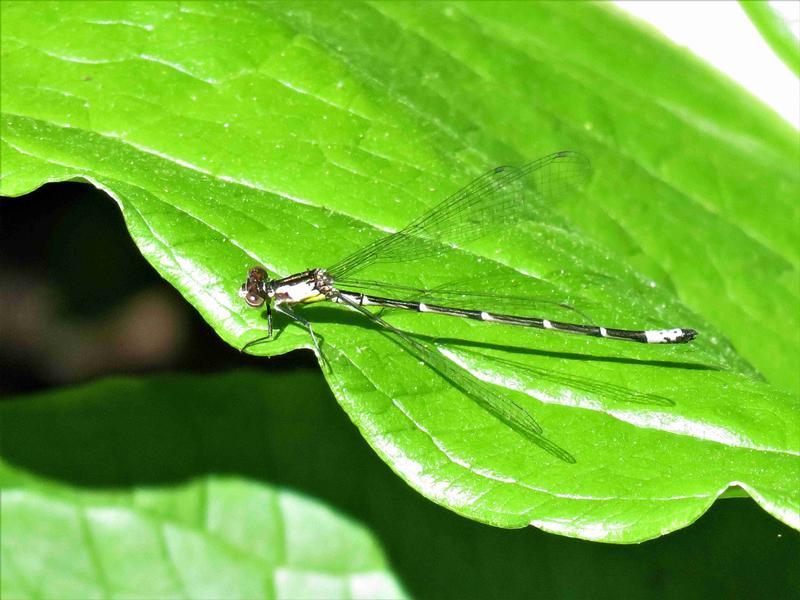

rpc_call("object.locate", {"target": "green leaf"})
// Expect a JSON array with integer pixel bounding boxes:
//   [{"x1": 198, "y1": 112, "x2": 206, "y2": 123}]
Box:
[
  {"x1": 1, "y1": 1, "x2": 798, "y2": 541},
  {"x1": 740, "y1": 0, "x2": 800, "y2": 76},
  {"x1": 0, "y1": 372, "x2": 407, "y2": 600},
  {"x1": 2, "y1": 370, "x2": 798, "y2": 599}
]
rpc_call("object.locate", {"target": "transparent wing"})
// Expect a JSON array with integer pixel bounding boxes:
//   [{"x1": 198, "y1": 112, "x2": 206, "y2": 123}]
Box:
[
  {"x1": 333, "y1": 292, "x2": 575, "y2": 463},
  {"x1": 337, "y1": 277, "x2": 598, "y2": 324},
  {"x1": 485, "y1": 354, "x2": 676, "y2": 408},
  {"x1": 327, "y1": 151, "x2": 591, "y2": 280}
]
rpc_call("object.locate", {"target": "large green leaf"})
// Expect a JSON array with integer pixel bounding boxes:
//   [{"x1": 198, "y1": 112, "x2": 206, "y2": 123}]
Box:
[
  {"x1": 1, "y1": 1, "x2": 798, "y2": 541},
  {"x1": 0, "y1": 372, "x2": 406, "y2": 600}
]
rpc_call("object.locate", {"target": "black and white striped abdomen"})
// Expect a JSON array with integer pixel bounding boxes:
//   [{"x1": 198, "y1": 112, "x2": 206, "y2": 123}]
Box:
[{"x1": 333, "y1": 291, "x2": 696, "y2": 345}]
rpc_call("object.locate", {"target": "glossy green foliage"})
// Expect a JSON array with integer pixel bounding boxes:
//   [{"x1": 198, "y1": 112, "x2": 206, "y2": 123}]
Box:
[
  {"x1": 1, "y1": 2, "x2": 798, "y2": 542},
  {"x1": 740, "y1": 0, "x2": 800, "y2": 76},
  {"x1": 0, "y1": 372, "x2": 405, "y2": 599},
  {"x1": 0, "y1": 369, "x2": 800, "y2": 598},
  {"x1": 2, "y1": 371, "x2": 799, "y2": 599}
]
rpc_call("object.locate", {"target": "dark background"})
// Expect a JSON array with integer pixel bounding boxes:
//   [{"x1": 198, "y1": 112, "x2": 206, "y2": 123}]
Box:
[{"x1": 1, "y1": 183, "x2": 798, "y2": 599}]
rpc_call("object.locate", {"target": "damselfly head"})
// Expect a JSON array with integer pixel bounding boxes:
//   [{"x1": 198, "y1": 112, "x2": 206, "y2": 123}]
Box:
[{"x1": 239, "y1": 266, "x2": 271, "y2": 308}]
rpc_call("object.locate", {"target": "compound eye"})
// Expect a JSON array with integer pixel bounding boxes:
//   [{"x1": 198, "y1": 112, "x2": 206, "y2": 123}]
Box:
[
  {"x1": 244, "y1": 291, "x2": 265, "y2": 307},
  {"x1": 248, "y1": 267, "x2": 268, "y2": 282}
]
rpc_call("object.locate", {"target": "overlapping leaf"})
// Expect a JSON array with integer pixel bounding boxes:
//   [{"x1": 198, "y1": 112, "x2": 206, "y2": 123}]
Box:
[{"x1": 0, "y1": 372, "x2": 405, "y2": 600}]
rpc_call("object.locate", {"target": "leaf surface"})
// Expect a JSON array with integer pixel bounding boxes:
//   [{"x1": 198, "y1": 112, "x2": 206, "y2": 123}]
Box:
[
  {"x1": 0, "y1": 372, "x2": 406, "y2": 600},
  {"x1": 740, "y1": 0, "x2": 800, "y2": 76},
  {"x1": 1, "y1": 1, "x2": 798, "y2": 541},
  {"x1": 3, "y1": 370, "x2": 799, "y2": 599}
]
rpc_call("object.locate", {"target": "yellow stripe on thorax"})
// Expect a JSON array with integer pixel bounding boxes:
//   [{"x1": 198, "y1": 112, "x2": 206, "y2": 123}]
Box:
[{"x1": 300, "y1": 293, "x2": 326, "y2": 304}]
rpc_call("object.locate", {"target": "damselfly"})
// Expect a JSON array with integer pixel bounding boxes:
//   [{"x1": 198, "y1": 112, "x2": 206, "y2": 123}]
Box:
[{"x1": 240, "y1": 151, "x2": 696, "y2": 462}]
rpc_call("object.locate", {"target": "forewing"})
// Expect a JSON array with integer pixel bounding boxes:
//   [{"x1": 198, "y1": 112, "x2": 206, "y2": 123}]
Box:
[
  {"x1": 327, "y1": 151, "x2": 591, "y2": 280},
  {"x1": 336, "y1": 276, "x2": 599, "y2": 324}
]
